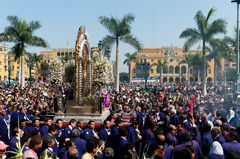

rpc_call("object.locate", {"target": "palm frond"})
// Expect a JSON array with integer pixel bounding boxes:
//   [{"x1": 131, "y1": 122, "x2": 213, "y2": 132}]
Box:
[
  {"x1": 179, "y1": 28, "x2": 200, "y2": 39},
  {"x1": 205, "y1": 7, "x2": 216, "y2": 25},
  {"x1": 183, "y1": 37, "x2": 200, "y2": 51},
  {"x1": 28, "y1": 36, "x2": 49, "y2": 48},
  {"x1": 194, "y1": 10, "x2": 205, "y2": 35},
  {"x1": 29, "y1": 21, "x2": 41, "y2": 31},
  {"x1": 99, "y1": 16, "x2": 117, "y2": 35},
  {"x1": 0, "y1": 33, "x2": 17, "y2": 42},
  {"x1": 120, "y1": 34, "x2": 142, "y2": 50},
  {"x1": 122, "y1": 13, "x2": 135, "y2": 24},
  {"x1": 11, "y1": 43, "x2": 22, "y2": 60},
  {"x1": 206, "y1": 19, "x2": 227, "y2": 38},
  {"x1": 102, "y1": 35, "x2": 115, "y2": 50},
  {"x1": 6, "y1": 16, "x2": 20, "y2": 29}
]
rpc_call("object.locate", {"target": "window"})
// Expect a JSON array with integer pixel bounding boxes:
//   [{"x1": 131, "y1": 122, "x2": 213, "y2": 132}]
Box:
[
  {"x1": 140, "y1": 59, "x2": 143, "y2": 63},
  {"x1": 17, "y1": 67, "x2": 19, "y2": 69},
  {"x1": 151, "y1": 69, "x2": 153, "y2": 73},
  {"x1": 133, "y1": 69, "x2": 136, "y2": 73},
  {"x1": 144, "y1": 59, "x2": 147, "y2": 63},
  {"x1": 190, "y1": 69, "x2": 192, "y2": 74},
  {"x1": 232, "y1": 64, "x2": 236, "y2": 67},
  {"x1": 224, "y1": 64, "x2": 229, "y2": 67},
  {"x1": 209, "y1": 69, "x2": 211, "y2": 74},
  {"x1": 170, "y1": 59, "x2": 173, "y2": 62},
  {"x1": 57, "y1": 52, "x2": 60, "y2": 56},
  {"x1": 151, "y1": 59, "x2": 153, "y2": 62}
]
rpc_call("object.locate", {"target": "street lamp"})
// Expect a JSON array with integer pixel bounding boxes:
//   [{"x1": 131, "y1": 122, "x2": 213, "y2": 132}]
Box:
[{"x1": 232, "y1": 0, "x2": 240, "y2": 92}]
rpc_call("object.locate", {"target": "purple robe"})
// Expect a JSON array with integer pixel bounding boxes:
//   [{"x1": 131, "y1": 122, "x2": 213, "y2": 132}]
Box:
[{"x1": 173, "y1": 140, "x2": 202, "y2": 159}]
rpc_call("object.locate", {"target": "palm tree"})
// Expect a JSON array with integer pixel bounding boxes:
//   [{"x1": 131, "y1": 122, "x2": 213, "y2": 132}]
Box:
[
  {"x1": 28, "y1": 53, "x2": 43, "y2": 79},
  {"x1": 207, "y1": 39, "x2": 232, "y2": 84},
  {"x1": 151, "y1": 60, "x2": 168, "y2": 83},
  {"x1": 99, "y1": 13, "x2": 142, "y2": 92},
  {"x1": 191, "y1": 53, "x2": 204, "y2": 82},
  {"x1": 179, "y1": 8, "x2": 227, "y2": 95},
  {"x1": 179, "y1": 53, "x2": 193, "y2": 80},
  {"x1": 0, "y1": 16, "x2": 48, "y2": 88},
  {"x1": 123, "y1": 52, "x2": 136, "y2": 83}
]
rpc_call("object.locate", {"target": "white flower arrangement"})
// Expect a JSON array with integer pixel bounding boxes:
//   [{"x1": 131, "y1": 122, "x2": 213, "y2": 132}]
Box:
[{"x1": 92, "y1": 54, "x2": 114, "y2": 87}]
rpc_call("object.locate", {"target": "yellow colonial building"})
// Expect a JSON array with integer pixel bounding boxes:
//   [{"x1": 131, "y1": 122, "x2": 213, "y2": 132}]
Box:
[
  {"x1": 130, "y1": 46, "x2": 233, "y2": 83},
  {"x1": 39, "y1": 48, "x2": 75, "y2": 80},
  {"x1": 0, "y1": 44, "x2": 9, "y2": 81},
  {"x1": 0, "y1": 44, "x2": 36, "y2": 81}
]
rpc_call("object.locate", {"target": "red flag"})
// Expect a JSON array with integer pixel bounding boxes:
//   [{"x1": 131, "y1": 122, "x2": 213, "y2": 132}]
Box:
[
  {"x1": 190, "y1": 100, "x2": 193, "y2": 115},
  {"x1": 162, "y1": 92, "x2": 164, "y2": 100}
]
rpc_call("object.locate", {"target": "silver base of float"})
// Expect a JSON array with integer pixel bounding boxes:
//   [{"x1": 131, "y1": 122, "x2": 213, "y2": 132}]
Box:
[{"x1": 54, "y1": 109, "x2": 110, "y2": 124}]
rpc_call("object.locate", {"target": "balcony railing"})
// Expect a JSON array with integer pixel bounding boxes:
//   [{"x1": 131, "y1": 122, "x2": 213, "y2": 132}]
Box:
[{"x1": 155, "y1": 73, "x2": 188, "y2": 77}]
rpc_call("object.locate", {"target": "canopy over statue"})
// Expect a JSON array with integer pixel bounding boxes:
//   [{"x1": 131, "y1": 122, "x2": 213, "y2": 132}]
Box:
[{"x1": 74, "y1": 26, "x2": 92, "y2": 104}]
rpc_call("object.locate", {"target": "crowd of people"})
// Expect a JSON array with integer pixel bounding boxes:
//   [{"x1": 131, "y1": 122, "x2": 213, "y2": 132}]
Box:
[{"x1": 0, "y1": 81, "x2": 240, "y2": 159}]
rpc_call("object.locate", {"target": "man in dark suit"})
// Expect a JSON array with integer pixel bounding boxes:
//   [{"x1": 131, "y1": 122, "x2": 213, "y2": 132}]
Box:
[
  {"x1": 99, "y1": 119, "x2": 111, "y2": 141},
  {"x1": 61, "y1": 119, "x2": 77, "y2": 140},
  {"x1": 170, "y1": 108, "x2": 179, "y2": 126},
  {"x1": 82, "y1": 120, "x2": 98, "y2": 141},
  {"x1": 0, "y1": 109, "x2": 10, "y2": 144},
  {"x1": 127, "y1": 120, "x2": 141, "y2": 145},
  {"x1": 154, "y1": 106, "x2": 166, "y2": 127},
  {"x1": 111, "y1": 117, "x2": 123, "y2": 137},
  {"x1": 40, "y1": 117, "x2": 52, "y2": 137},
  {"x1": 114, "y1": 127, "x2": 128, "y2": 159},
  {"x1": 74, "y1": 119, "x2": 84, "y2": 136},
  {"x1": 48, "y1": 125, "x2": 59, "y2": 155},
  {"x1": 71, "y1": 129, "x2": 86, "y2": 159},
  {"x1": 211, "y1": 127, "x2": 225, "y2": 145},
  {"x1": 55, "y1": 119, "x2": 63, "y2": 141},
  {"x1": 28, "y1": 118, "x2": 40, "y2": 132}
]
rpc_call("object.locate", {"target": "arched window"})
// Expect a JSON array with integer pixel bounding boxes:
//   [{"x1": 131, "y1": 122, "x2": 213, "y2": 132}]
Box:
[
  {"x1": 181, "y1": 77, "x2": 186, "y2": 82},
  {"x1": 175, "y1": 66, "x2": 180, "y2": 74},
  {"x1": 163, "y1": 66, "x2": 168, "y2": 74},
  {"x1": 175, "y1": 77, "x2": 180, "y2": 82},
  {"x1": 181, "y1": 66, "x2": 186, "y2": 74},
  {"x1": 169, "y1": 66, "x2": 174, "y2": 74},
  {"x1": 57, "y1": 52, "x2": 60, "y2": 56},
  {"x1": 61, "y1": 52, "x2": 64, "y2": 56},
  {"x1": 163, "y1": 77, "x2": 168, "y2": 82},
  {"x1": 169, "y1": 77, "x2": 173, "y2": 82}
]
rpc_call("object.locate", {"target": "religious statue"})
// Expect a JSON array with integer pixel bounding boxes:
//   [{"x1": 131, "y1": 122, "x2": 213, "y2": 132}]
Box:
[{"x1": 74, "y1": 26, "x2": 92, "y2": 104}]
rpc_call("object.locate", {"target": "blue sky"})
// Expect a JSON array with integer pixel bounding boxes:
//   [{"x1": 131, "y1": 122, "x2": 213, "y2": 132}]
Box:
[{"x1": 0, "y1": 0, "x2": 237, "y2": 72}]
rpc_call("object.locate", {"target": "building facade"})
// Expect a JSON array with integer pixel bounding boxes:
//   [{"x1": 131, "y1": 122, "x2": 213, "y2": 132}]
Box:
[
  {"x1": 130, "y1": 46, "x2": 231, "y2": 83},
  {"x1": 0, "y1": 44, "x2": 9, "y2": 81}
]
